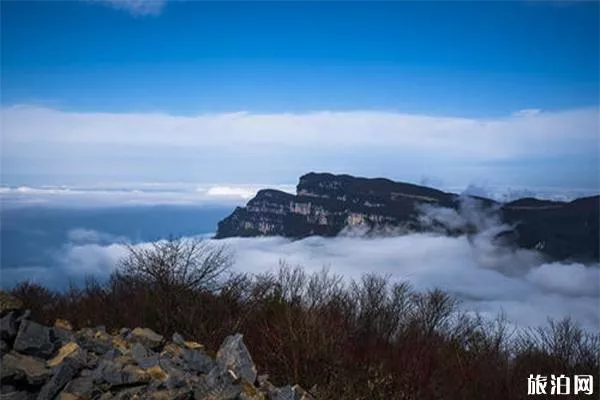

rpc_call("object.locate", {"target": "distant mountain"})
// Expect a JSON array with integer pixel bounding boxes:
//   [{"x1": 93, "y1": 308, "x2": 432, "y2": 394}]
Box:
[{"x1": 215, "y1": 172, "x2": 599, "y2": 263}]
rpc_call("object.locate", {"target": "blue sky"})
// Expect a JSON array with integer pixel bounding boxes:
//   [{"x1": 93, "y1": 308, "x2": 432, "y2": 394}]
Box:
[
  {"x1": 2, "y1": 0, "x2": 598, "y2": 115},
  {"x1": 1, "y1": 0, "x2": 599, "y2": 194}
]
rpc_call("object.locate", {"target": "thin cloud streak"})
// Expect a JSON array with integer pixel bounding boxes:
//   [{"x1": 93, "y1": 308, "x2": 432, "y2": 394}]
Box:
[{"x1": 89, "y1": 0, "x2": 167, "y2": 16}]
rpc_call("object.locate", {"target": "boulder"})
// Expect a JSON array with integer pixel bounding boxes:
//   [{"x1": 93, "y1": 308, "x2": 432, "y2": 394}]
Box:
[
  {"x1": 0, "y1": 312, "x2": 19, "y2": 342},
  {"x1": 1, "y1": 351, "x2": 51, "y2": 386},
  {"x1": 193, "y1": 364, "x2": 241, "y2": 400},
  {"x1": 216, "y1": 334, "x2": 257, "y2": 384},
  {"x1": 131, "y1": 342, "x2": 159, "y2": 369},
  {"x1": 269, "y1": 385, "x2": 295, "y2": 400},
  {"x1": 60, "y1": 376, "x2": 96, "y2": 399},
  {"x1": 37, "y1": 357, "x2": 83, "y2": 400},
  {"x1": 12, "y1": 321, "x2": 56, "y2": 359},
  {"x1": 181, "y1": 348, "x2": 215, "y2": 374},
  {"x1": 130, "y1": 328, "x2": 164, "y2": 351}
]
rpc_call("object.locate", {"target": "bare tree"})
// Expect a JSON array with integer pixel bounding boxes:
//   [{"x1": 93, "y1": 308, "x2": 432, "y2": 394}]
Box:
[{"x1": 119, "y1": 236, "x2": 233, "y2": 292}]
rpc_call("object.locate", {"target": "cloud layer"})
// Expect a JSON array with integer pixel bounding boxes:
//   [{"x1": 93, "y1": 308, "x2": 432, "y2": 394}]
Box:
[
  {"x1": 10, "y1": 198, "x2": 597, "y2": 333},
  {"x1": 35, "y1": 232, "x2": 597, "y2": 333},
  {"x1": 2, "y1": 106, "x2": 598, "y2": 188}
]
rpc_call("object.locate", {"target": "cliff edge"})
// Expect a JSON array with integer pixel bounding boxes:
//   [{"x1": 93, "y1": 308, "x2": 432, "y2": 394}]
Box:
[{"x1": 215, "y1": 172, "x2": 599, "y2": 262}]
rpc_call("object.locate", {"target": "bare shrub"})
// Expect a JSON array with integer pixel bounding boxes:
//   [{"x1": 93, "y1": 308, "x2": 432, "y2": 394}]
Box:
[{"x1": 119, "y1": 236, "x2": 233, "y2": 292}]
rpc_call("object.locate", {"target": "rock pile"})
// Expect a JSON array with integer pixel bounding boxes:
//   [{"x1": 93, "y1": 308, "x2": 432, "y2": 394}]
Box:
[{"x1": 0, "y1": 301, "x2": 315, "y2": 399}]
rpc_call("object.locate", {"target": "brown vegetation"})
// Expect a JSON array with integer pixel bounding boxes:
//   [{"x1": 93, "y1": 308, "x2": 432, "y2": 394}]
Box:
[{"x1": 10, "y1": 237, "x2": 599, "y2": 399}]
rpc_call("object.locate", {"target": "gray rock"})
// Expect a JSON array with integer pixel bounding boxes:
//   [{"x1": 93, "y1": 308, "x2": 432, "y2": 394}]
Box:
[
  {"x1": 37, "y1": 357, "x2": 83, "y2": 400},
  {"x1": 0, "y1": 390, "x2": 35, "y2": 400},
  {"x1": 111, "y1": 386, "x2": 144, "y2": 400},
  {"x1": 130, "y1": 328, "x2": 164, "y2": 351},
  {"x1": 0, "y1": 351, "x2": 51, "y2": 386},
  {"x1": 93, "y1": 360, "x2": 150, "y2": 387},
  {"x1": 0, "y1": 384, "x2": 17, "y2": 394},
  {"x1": 0, "y1": 312, "x2": 18, "y2": 343},
  {"x1": 292, "y1": 385, "x2": 315, "y2": 400},
  {"x1": 1, "y1": 340, "x2": 8, "y2": 354},
  {"x1": 216, "y1": 334, "x2": 257, "y2": 384},
  {"x1": 76, "y1": 332, "x2": 113, "y2": 356},
  {"x1": 172, "y1": 333, "x2": 185, "y2": 346},
  {"x1": 131, "y1": 342, "x2": 159, "y2": 369},
  {"x1": 14, "y1": 311, "x2": 31, "y2": 324},
  {"x1": 51, "y1": 327, "x2": 75, "y2": 346},
  {"x1": 12, "y1": 321, "x2": 55, "y2": 359},
  {"x1": 193, "y1": 365, "x2": 241, "y2": 400},
  {"x1": 181, "y1": 348, "x2": 215, "y2": 374},
  {"x1": 269, "y1": 385, "x2": 295, "y2": 400},
  {"x1": 62, "y1": 376, "x2": 96, "y2": 398}
]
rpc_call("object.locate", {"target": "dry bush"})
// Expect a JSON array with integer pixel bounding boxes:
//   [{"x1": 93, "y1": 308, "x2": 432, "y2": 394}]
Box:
[{"x1": 9, "y1": 240, "x2": 599, "y2": 400}]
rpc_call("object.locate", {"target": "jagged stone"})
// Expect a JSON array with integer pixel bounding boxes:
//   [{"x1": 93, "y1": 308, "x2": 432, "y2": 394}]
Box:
[
  {"x1": 12, "y1": 321, "x2": 55, "y2": 359},
  {"x1": 56, "y1": 393, "x2": 83, "y2": 400},
  {"x1": 291, "y1": 385, "x2": 315, "y2": 400},
  {"x1": 0, "y1": 312, "x2": 19, "y2": 343},
  {"x1": 268, "y1": 385, "x2": 295, "y2": 400},
  {"x1": 0, "y1": 351, "x2": 51, "y2": 386},
  {"x1": 75, "y1": 330, "x2": 113, "y2": 356},
  {"x1": 158, "y1": 358, "x2": 187, "y2": 389},
  {"x1": 37, "y1": 357, "x2": 84, "y2": 400},
  {"x1": 111, "y1": 386, "x2": 144, "y2": 400},
  {"x1": 181, "y1": 348, "x2": 215, "y2": 374},
  {"x1": 47, "y1": 342, "x2": 81, "y2": 368},
  {"x1": 130, "y1": 328, "x2": 164, "y2": 351},
  {"x1": 54, "y1": 320, "x2": 73, "y2": 332},
  {"x1": 0, "y1": 390, "x2": 36, "y2": 400},
  {"x1": 146, "y1": 365, "x2": 168, "y2": 382},
  {"x1": 146, "y1": 388, "x2": 193, "y2": 400},
  {"x1": 193, "y1": 365, "x2": 241, "y2": 400},
  {"x1": 61, "y1": 376, "x2": 95, "y2": 398},
  {"x1": 93, "y1": 360, "x2": 150, "y2": 387},
  {"x1": 2, "y1": 318, "x2": 314, "y2": 400},
  {"x1": 51, "y1": 327, "x2": 75, "y2": 347},
  {"x1": 172, "y1": 333, "x2": 185, "y2": 346},
  {"x1": 131, "y1": 343, "x2": 159, "y2": 369},
  {"x1": 0, "y1": 384, "x2": 17, "y2": 394},
  {"x1": 216, "y1": 334, "x2": 257, "y2": 384}
]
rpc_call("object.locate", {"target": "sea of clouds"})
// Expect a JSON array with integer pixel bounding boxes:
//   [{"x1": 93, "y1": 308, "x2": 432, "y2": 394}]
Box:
[{"x1": 4, "y1": 195, "x2": 597, "y2": 334}]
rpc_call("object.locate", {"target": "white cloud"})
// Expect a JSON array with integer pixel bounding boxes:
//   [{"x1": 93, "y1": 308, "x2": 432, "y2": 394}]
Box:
[
  {"x1": 50, "y1": 232, "x2": 599, "y2": 332},
  {"x1": 6, "y1": 196, "x2": 597, "y2": 331},
  {"x1": 512, "y1": 108, "x2": 542, "y2": 117},
  {"x1": 0, "y1": 183, "x2": 296, "y2": 208},
  {"x1": 3, "y1": 106, "x2": 597, "y2": 160},
  {"x1": 2, "y1": 105, "x2": 598, "y2": 190},
  {"x1": 91, "y1": 0, "x2": 167, "y2": 16}
]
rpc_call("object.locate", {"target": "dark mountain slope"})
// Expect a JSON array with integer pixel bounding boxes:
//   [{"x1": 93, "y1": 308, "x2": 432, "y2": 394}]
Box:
[{"x1": 216, "y1": 172, "x2": 599, "y2": 262}]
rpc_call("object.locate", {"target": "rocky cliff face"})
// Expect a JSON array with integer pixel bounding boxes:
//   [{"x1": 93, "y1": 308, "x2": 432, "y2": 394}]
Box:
[
  {"x1": 0, "y1": 296, "x2": 315, "y2": 400},
  {"x1": 215, "y1": 172, "x2": 599, "y2": 262}
]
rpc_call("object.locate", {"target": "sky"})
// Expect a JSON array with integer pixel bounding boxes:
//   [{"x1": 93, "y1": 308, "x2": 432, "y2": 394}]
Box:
[{"x1": 1, "y1": 0, "x2": 599, "y2": 195}]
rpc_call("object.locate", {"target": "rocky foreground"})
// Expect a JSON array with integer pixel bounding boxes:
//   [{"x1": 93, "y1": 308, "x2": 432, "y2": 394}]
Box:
[{"x1": 0, "y1": 299, "x2": 315, "y2": 400}]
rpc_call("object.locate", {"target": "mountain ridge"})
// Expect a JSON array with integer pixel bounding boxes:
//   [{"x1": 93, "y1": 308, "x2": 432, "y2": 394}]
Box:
[{"x1": 215, "y1": 172, "x2": 599, "y2": 262}]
